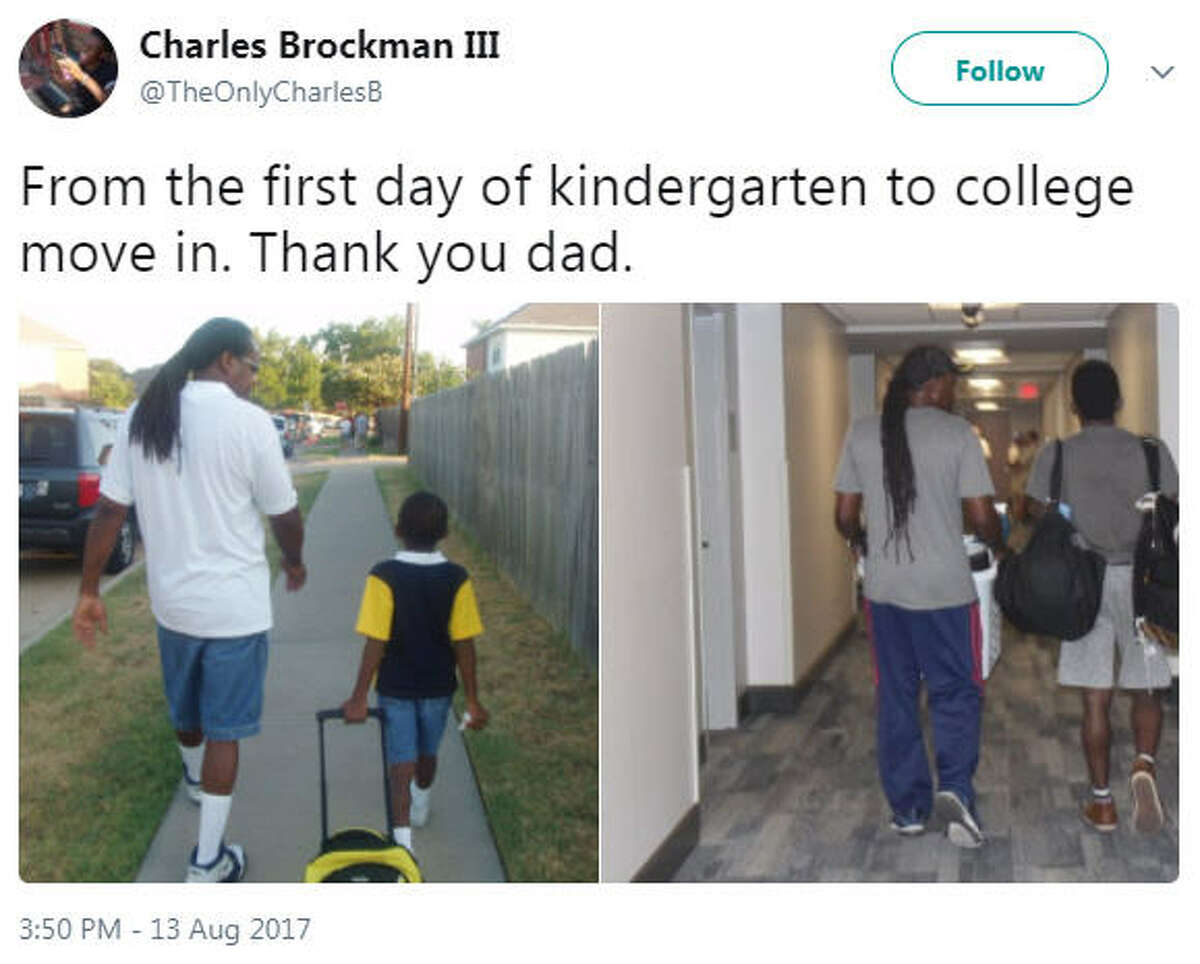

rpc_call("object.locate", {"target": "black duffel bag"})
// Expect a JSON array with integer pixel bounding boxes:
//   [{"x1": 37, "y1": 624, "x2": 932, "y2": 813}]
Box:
[
  {"x1": 1133, "y1": 437, "x2": 1178, "y2": 644},
  {"x1": 995, "y1": 440, "x2": 1105, "y2": 640}
]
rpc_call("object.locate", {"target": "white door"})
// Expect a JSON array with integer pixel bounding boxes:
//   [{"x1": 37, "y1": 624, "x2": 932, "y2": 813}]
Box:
[{"x1": 689, "y1": 309, "x2": 738, "y2": 730}]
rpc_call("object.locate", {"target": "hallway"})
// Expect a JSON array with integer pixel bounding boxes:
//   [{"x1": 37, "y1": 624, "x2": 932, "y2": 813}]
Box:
[
  {"x1": 602, "y1": 303, "x2": 1178, "y2": 881},
  {"x1": 673, "y1": 619, "x2": 1179, "y2": 883}
]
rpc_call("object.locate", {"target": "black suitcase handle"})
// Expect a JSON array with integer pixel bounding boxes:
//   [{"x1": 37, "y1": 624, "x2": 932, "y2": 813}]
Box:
[{"x1": 315, "y1": 707, "x2": 393, "y2": 848}]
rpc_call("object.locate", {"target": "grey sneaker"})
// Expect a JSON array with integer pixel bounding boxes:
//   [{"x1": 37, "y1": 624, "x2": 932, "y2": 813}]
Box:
[
  {"x1": 186, "y1": 843, "x2": 246, "y2": 883},
  {"x1": 935, "y1": 790, "x2": 984, "y2": 849},
  {"x1": 181, "y1": 765, "x2": 203, "y2": 805}
]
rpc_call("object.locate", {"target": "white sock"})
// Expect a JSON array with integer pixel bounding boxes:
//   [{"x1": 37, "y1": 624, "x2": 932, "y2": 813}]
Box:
[
  {"x1": 196, "y1": 793, "x2": 232, "y2": 865},
  {"x1": 392, "y1": 826, "x2": 412, "y2": 849},
  {"x1": 179, "y1": 742, "x2": 204, "y2": 784},
  {"x1": 1136, "y1": 752, "x2": 1156, "y2": 766},
  {"x1": 411, "y1": 780, "x2": 431, "y2": 804},
  {"x1": 1092, "y1": 786, "x2": 1112, "y2": 798}
]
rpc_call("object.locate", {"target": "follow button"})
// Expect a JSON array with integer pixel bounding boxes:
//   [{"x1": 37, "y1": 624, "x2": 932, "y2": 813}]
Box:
[{"x1": 892, "y1": 31, "x2": 1108, "y2": 106}]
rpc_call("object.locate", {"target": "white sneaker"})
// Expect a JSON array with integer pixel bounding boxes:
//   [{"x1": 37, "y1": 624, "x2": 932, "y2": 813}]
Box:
[
  {"x1": 185, "y1": 843, "x2": 246, "y2": 883},
  {"x1": 181, "y1": 765, "x2": 203, "y2": 805},
  {"x1": 888, "y1": 815, "x2": 926, "y2": 836},
  {"x1": 935, "y1": 791, "x2": 985, "y2": 849},
  {"x1": 410, "y1": 781, "x2": 432, "y2": 827}
]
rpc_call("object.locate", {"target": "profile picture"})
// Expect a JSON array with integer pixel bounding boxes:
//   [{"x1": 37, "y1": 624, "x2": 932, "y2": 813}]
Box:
[{"x1": 19, "y1": 19, "x2": 117, "y2": 118}]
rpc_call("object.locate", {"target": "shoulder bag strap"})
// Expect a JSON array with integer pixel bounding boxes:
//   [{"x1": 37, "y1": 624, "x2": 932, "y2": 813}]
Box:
[
  {"x1": 1050, "y1": 439, "x2": 1064, "y2": 505},
  {"x1": 1141, "y1": 437, "x2": 1161, "y2": 492}
]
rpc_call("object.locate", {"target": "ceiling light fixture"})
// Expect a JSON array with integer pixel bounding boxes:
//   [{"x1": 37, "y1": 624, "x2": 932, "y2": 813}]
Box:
[
  {"x1": 975, "y1": 401, "x2": 1000, "y2": 412},
  {"x1": 953, "y1": 342, "x2": 1009, "y2": 365},
  {"x1": 967, "y1": 377, "x2": 1004, "y2": 393}
]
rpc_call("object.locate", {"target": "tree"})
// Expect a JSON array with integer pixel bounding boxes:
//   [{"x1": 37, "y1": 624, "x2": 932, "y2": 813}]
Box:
[
  {"x1": 88, "y1": 359, "x2": 135, "y2": 408},
  {"x1": 350, "y1": 354, "x2": 406, "y2": 409},
  {"x1": 312, "y1": 315, "x2": 406, "y2": 363},
  {"x1": 415, "y1": 353, "x2": 466, "y2": 397},
  {"x1": 320, "y1": 361, "x2": 364, "y2": 412},
  {"x1": 252, "y1": 329, "x2": 290, "y2": 409},
  {"x1": 283, "y1": 339, "x2": 322, "y2": 409},
  {"x1": 308, "y1": 315, "x2": 462, "y2": 408},
  {"x1": 250, "y1": 329, "x2": 324, "y2": 410}
]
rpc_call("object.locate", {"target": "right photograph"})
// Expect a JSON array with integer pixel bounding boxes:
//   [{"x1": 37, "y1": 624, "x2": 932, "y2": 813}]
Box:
[{"x1": 601, "y1": 303, "x2": 1178, "y2": 883}]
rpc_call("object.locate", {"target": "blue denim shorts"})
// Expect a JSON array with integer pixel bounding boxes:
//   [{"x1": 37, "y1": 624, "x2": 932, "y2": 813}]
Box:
[
  {"x1": 378, "y1": 694, "x2": 453, "y2": 764},
  {"x1": 156, "y1": 625, "x2": 268, "y2": 741}
]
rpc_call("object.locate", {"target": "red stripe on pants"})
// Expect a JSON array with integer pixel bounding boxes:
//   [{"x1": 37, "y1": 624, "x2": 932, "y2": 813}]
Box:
[{"x1": 969, "y1": 600, "x2": 984, "y2": 688}]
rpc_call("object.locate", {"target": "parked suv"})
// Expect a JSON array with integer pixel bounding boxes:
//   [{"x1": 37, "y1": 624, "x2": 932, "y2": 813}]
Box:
[{"x1": 19, "y1": 407, "x2": 137, "y2": 573}]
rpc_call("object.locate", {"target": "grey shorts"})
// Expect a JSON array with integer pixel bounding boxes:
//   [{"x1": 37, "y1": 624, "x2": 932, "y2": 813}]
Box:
[{"x1": 1057, "y1": 565, "x2": 1172, "y2": 690}]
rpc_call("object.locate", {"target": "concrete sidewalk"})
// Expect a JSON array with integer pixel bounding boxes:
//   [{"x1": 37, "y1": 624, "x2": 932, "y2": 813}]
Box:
[{"x1": 136, "y1": 464, "x2": 505, "y2": 883}]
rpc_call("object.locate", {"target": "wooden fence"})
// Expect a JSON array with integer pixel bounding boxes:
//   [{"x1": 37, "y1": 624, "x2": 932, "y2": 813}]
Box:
[{"x1": 407, "y1": 341, "x2": 598, "y2": 665}]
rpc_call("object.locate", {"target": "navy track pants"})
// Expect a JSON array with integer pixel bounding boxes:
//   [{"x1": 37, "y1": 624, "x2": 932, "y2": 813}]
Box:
[{"x1": 865, "y1": 600, "x2": 983, "y2": 821}]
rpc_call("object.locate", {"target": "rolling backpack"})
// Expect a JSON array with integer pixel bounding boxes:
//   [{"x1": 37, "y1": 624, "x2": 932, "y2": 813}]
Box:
[
  {"x1": 995, "y1": 440, "x2": 1105, "y2": 640},
  {"x1": 1133, "y1": 438, "x2": 1178, "y2": 646},
  {"x1": 304, "y1": 708, "x2": 422, "y2": 883}
]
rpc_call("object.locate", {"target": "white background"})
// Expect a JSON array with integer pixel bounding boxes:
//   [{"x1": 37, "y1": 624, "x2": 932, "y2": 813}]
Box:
[{"x1": 5, "y1": 0, "x2": 1196, "y2": 960}]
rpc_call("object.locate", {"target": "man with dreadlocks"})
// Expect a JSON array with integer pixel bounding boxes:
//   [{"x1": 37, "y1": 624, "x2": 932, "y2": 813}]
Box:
[
  {"x1": 72, "y1": 317, "x2": 307, "y2": 883},
  {"x1": 834, "y1": 345, "x2": 1003, "y2": 848}
]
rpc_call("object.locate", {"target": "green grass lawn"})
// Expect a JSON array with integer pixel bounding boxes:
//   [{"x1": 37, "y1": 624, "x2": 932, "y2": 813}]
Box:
[
  {"x1": 374, "y1": 465, "x2": 598, "y2": 882},
  {"x1": 293, "y1": 437, "x2": 342, "y2": 461},
  {"x1": 18, "y1": 471, "x2": 328, "y2": 882}
]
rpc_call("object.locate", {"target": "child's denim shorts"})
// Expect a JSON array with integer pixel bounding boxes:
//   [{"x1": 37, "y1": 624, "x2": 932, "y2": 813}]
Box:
[
  {"x1": 378, "y1": 694, "x2": 453, "y2": 764},
  {"x1": 156, "y1": 624, "x2": 268, "y2": 741}
]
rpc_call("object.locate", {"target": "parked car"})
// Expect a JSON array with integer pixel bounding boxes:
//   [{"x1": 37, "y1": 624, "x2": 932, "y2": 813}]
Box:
[
  {"x1": 19, "y1": 407, "x2": 137, "y2": 573},
  {"x1": 272, "y1": 414, "x2": 294, "y2": 458}
]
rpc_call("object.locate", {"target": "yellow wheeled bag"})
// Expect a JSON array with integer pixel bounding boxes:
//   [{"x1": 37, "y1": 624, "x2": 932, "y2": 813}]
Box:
[{"x1": 304, "y1": 708, "x2": 422, "y2": 883}]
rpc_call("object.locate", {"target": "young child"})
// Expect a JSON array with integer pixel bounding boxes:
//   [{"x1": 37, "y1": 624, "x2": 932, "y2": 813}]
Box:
[{"x1": 342, "y1": 491, "x2": 489, "y2": 855}]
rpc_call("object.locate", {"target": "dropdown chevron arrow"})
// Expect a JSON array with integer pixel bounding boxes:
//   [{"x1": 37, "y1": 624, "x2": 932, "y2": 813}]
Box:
[{"x1": 1152, "y1": 65, "x2": 1175, "y2": 78}]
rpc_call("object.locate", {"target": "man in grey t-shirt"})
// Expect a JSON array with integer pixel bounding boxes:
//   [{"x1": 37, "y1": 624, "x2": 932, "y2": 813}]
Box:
[
  {"x1": 834, "y1": 346, "x2": 1003, "y2": 848},
  {"x1": 1026, "y1": 360, "x2": 1176, "y2": 836}
]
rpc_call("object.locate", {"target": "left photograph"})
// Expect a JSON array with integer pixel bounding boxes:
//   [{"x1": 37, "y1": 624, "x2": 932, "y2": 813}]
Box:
[{"x1": 18, "y1": 303, "x2": 598, "y2": 883}]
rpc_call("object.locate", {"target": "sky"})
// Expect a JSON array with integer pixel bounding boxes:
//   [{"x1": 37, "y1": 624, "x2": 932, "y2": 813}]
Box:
[{"x1": 19, "y1": 293, "x2": 521, "y2": 372}]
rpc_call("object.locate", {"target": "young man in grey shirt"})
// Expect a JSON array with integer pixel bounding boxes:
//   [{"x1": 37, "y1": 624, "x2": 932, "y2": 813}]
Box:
[
  {"x1": 1026, "y1": 360, "x2": 1177, "y2": 836},
  {"x1": 834, "y1": 346, "x2": 1003, "y2": 848}
]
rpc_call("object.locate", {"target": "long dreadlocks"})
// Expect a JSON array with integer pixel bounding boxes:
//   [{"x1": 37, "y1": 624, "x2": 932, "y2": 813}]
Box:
[
  {"x1": 880, "y1": 345, "x2": 960, "y2": 561},
  {"x1": 129, "y1": 317, "x2": 255, "y2": 462}
]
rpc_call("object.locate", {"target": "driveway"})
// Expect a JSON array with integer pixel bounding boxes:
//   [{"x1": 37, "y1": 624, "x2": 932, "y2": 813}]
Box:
[{"x1": 19, "y1": 547, "x2": 143, "y2": 652}]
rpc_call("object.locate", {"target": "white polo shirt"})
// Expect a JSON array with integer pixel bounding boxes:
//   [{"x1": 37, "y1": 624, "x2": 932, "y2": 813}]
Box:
[{"x1": 101, "y1": 380, "x2": 298, "y2": 637}]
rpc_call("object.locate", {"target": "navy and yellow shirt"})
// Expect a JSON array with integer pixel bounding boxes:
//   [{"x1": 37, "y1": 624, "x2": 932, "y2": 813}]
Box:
[{"x1": 354, "y1": 550, "x2": 484, "y2": 699}]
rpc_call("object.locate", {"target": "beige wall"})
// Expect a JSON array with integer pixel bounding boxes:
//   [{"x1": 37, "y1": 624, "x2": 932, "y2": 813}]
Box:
[
  {"x1": 1041, "y1": 307, "x2": 1161, "y2": 441},
  {"x1": 599, "y1": 304, "x2": 699, "y2": 881},
  {"x1": 781, "y1": 305, "x2": 853, "y2": 683},
  {"x1": 1041, "y1": 353, "x2": 1082, "y2": 441},
  {"x1": 1108, "y1": 304, "x2": 1159, "y2": 435}
]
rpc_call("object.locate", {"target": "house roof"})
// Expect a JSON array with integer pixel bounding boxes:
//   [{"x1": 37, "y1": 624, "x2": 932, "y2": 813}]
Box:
[
  {"x1": 19, "y1": 315, "x2": 86, "y2": 350},
  {"x1": 462, "y1": 303, "x2": 599, "y2": 348}
]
